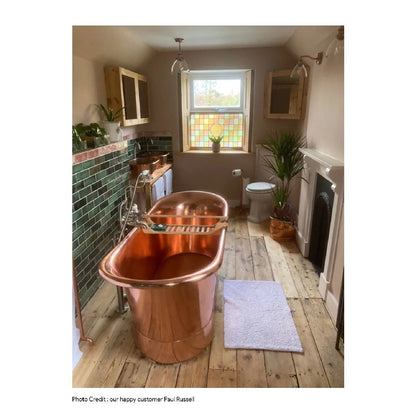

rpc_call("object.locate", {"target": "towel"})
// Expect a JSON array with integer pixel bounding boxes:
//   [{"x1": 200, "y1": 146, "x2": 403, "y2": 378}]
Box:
[
  {"x1": 151, "y1": 176, "x2": 165, "y2": 203},
  {"x1": 164, "y1": 168, "x2": 173, "y2": 196}
]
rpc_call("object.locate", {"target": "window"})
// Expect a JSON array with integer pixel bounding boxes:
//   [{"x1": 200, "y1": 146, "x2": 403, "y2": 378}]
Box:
[{"x1": 181, "y1": 70, "x2": 252, "y2": 152}]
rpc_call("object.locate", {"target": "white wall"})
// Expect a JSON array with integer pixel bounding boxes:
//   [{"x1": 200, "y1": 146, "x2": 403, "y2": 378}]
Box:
[
  {"x1": 73, "y1": 56, "x2": 106, "y2": 124},
  {"x1": 286, "y1": 26, "x2": 344, "y2": 161}
]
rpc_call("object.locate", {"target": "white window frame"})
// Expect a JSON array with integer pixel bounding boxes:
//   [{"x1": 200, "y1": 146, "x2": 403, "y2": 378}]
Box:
[
  {"x1": 181, "y1": 69, "x2": 252, "y2": 153},
  {"x1": 189, "y1": 70, "x2": 245, "y2": 113}
]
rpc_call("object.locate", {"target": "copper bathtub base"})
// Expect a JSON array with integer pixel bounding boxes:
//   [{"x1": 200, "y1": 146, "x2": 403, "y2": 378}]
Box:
[
  {"x1": 125, "y1": 271, "x2": 217, "y2": 364},
  {"x1": 132, "y1": 317, "x2": 214, "y2": 364}
]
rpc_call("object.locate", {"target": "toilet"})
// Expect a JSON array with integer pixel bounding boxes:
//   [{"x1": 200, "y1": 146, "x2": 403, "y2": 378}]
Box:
[
  {"x1": 246, "y1": 182, "x2": 276, "y2": 222},
  {"x1": 245, "y1": 145, "x2": 276, "y2": 223}
]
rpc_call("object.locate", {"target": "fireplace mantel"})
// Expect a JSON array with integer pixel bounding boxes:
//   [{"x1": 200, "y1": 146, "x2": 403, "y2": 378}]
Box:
[
  {"x1": 300, "y1": 148, "x2": 343, "y2": 170},
  {"x1": 300, "y1": 148, "x2": 344, "y2": 193}
]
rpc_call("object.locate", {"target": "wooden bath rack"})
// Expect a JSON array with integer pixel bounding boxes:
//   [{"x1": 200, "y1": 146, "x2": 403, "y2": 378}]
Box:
[{"x1": 141, "y1": 214, "x2": 228, "y2": 235}]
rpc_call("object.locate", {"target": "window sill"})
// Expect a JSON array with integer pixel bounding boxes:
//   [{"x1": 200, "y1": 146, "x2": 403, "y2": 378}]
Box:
[{"x1": 178, "y1": 150, "x2": 250, "y2": 155}]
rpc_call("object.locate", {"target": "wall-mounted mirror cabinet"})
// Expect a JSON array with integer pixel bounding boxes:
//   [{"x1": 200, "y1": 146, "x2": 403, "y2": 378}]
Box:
[
  {"x1": 264, "y1": 69, "x2": 308, "y2": 119},
  {"x1": 104, "y1": 66, "x2": 150, "y2": 126}
]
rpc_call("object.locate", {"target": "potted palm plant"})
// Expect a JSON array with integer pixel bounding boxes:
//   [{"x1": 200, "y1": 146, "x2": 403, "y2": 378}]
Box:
[
  {"x1": 262, "y1": 130, "x2": 306, "y2": 242},
  {"x1": 96, "y1": 104, "x2": 124, "y2": 142},
  {"x1": 209, "y1": 135, "x2": 223, "y2": 153}
]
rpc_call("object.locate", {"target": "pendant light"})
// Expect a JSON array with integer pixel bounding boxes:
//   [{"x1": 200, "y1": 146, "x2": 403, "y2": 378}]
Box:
[{"x1": 171, "y1": 38, "x2": 190, "y2": 74}]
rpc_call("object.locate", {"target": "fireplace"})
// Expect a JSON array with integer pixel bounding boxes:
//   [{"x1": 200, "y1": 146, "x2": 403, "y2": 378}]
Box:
[
  {"x1": 309, "y1": 174, "x2": 334, "y2": 273},
  {"x1": 296, "y1": 149, "x2": 344, "y2": 321}
]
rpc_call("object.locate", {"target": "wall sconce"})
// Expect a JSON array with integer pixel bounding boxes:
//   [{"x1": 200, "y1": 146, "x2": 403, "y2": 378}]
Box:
[
  {"x1": 290, "y1": 52, "x2": 323, "y2": 78},
  {"x1": 171, "y1": 38, "x2": 190, "y2": 74},
  {"x1": 325, "y1": 26, "x2": 344, "y2": 57}
]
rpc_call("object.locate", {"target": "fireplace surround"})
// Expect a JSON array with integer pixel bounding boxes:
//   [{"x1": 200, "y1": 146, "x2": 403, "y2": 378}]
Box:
[{"x1": 297, "y1": 149, "x2": 344, "y2": 321}]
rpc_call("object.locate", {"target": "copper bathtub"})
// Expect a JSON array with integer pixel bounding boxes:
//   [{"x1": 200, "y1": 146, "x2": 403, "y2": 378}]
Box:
[{"x1": 99, "y1": 191, "x2": 228, "y2": 364}]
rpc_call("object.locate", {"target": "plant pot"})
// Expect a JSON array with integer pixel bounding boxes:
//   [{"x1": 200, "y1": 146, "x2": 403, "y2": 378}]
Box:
[
  {"x1": 270, "y1": 217, "x2": 296, "y2": 242},
  {"x1": 212, "y1": 142, "x2": 221, "y2": 153},
  {"x1": 103, "y1": 121, "x2": 122, "y2": 142},
  {"x1": 73, "y1": 137, "x2": 87, "y2": 153},
  {"x1": 83, "y1": 136, "x2": 97, "y2": 149}
]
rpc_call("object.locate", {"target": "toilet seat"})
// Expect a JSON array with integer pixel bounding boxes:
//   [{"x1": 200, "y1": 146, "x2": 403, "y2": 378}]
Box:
[{"x1": 246, "y1": 182, "x2": 276, "y2": 193}]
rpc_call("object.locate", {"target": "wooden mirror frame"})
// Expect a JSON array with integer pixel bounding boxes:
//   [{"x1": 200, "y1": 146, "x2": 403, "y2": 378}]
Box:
[{"x1": 264, "y1": 69, "x2": 308, "y2": 120}]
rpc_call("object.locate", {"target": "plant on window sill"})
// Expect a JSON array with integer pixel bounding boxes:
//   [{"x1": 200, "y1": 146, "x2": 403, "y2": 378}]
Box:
[{"x1": 209, "y1": 135, "x2": 223, "y2": 153}]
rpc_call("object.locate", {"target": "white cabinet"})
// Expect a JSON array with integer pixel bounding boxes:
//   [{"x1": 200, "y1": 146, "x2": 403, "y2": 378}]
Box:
[{"x1": 137, "y1": 166, "x2": 172, "y2": 209}]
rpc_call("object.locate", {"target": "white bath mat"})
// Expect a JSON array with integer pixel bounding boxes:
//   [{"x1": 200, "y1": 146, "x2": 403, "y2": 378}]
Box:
[{"x1": 223, "y1": 280, "x2": 303, "y2": 353}]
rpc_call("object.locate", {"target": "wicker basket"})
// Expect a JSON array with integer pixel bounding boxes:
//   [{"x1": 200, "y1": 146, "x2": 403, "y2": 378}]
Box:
[{"x1": 270, "y1": 217, "x2": 296, "y2": 242}]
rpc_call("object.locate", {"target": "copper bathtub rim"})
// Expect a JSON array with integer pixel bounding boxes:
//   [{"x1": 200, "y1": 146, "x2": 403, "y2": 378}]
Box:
[
  {"x1": 150, "y1": 190, "x2": 229, "y2": 217},
  {"x1": 98, "y1": 227, "x2": 227, "y2": 289}
]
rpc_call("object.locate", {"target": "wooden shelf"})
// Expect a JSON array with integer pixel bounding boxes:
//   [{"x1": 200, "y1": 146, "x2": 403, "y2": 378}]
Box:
[{"x1": 147, "y1": 163, "x2": 172, "y2": 186}]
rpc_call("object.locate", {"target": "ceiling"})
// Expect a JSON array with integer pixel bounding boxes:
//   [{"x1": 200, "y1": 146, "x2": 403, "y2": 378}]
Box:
[{"x1": 120, "y1": 26, "x2": 299, "y2": 51}]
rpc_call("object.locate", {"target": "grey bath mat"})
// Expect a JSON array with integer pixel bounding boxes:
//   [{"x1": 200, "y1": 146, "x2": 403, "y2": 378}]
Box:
[{"x1": 223, "y1": 280, "x2": 303, "y2": 353}]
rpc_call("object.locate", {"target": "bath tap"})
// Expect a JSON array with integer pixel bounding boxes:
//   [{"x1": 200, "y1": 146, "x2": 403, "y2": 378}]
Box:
[
  {"x1": 134, "y1": 141, "x2": 141, "y2": 158},
  {"x1": 136, "y1": 220, "x2": 148, "y2": 229},
  {"x1": 116, "y1": 169, "x2": 152, "y2": 314},
  {"x1": 146, "y1": 138, "x2": 153, "y2": 152},
  {"x1": 118, "y1": 170, "x2": 152, "y2": 239}
]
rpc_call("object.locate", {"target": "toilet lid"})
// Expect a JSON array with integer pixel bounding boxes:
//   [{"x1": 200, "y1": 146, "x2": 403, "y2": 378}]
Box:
[{"x1": 246, "y1": 182, "x2": 276, "y2": 193}]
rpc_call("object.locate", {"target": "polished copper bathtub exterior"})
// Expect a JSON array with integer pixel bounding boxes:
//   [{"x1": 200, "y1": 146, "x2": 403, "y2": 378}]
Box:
[{"x1": 99, "y1": 191, "x2": 228, "y2": 363}]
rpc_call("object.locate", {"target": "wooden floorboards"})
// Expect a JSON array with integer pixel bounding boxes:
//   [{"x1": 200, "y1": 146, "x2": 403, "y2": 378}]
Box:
[{"x1": 73, "y1": 210, "x2": 344, "y2": 388}]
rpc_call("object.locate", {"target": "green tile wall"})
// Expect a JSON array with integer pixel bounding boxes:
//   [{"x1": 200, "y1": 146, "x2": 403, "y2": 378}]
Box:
[{"x1": 72, "y1": 137, "x2": 172, "y2": 310}]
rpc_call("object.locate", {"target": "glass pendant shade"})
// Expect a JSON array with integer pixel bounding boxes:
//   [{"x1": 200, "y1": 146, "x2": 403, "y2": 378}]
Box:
[
  {"x1": 171, "y1": 38, "x2": 190, "y2": 74},
  {"x1": 325, "y1": 39, "x2": 344, "y2": 57},
  {"x1": 290, "y1": 60, "x2": 308, "y2": 78},
  {"x1": 325, "y1": 26, "x2": 344, "y2": 57},
  {"x1": 290, "y1": 52, "x2": 323, "y2": 79},
  {"x1": 171, "y1": 55, "x2": 190, "y2": 74}
]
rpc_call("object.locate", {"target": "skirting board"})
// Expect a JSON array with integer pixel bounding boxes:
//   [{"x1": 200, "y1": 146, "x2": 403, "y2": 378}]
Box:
[
  {"x1": 295, "y1": 229, "x2": 309, "y2": 258},
  {"x1": 318, "y1": 274, "x2": 339, "y2": 324}
]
